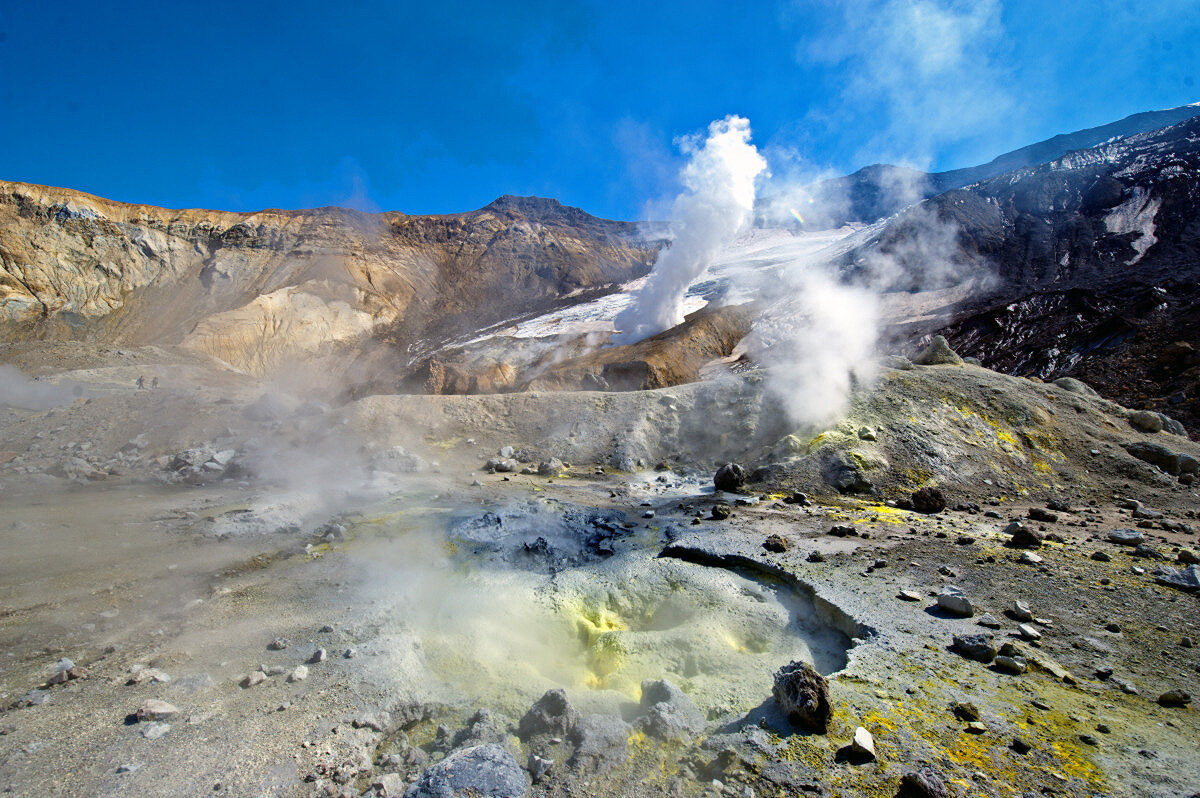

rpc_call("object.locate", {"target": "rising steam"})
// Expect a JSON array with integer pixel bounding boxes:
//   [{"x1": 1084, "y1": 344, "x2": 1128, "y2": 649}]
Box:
[{"x1": 613, "y1": 116, "x2": 767, "y2": 343}]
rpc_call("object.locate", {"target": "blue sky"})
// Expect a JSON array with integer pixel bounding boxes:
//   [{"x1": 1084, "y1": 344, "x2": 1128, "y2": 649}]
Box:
[{"x1": 1, "y1": 0, "x2": 1197, "y2": 220}]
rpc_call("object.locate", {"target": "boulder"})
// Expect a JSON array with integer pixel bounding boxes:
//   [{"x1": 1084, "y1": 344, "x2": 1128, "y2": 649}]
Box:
[
  {"x1": 568, "y1": 714, "x2": 632, "y2": 772},
  {"x1": 910, "y1": 487, "x2": 946, "y2": 514},
  {"x1": 1124, "y1": 442, "x2": 1181, "y2": 475},
  {"x1": 518, "y1": 689, "x2": 579, "y2": 741},
  {"x1": 1107, "y1": 528, "x2": 1143, "y2": 546},
  {"x1": 913, "y1": 335, "x2": 964, "y2": 366},
  {"x1": 1155, "y1": 564, "x2": 1200, "y2": 593},
  {"x1": 1129, "y1": 410, "x2": 1165, "y2": 433},
  {"x1": 404, "y1": 744, "x2": 527, "y2": 798},
  {"x1": 1051, "y1": 377, "x2": 1099, "y2": 398},
  {"x1": 713, "y1": 462, "x2": 747, "y2": 492},
  {"x1": 772, "y1": 660, "x2": 832, "y2": 733},
  {"x1": 937, "y1": 586, "x2": 974, "y2": 617},
  {"x1": 850, "y1": 726, "x2": 875, "y2": 761},
  {"x1": 638, "y1": 680, "x2": 705, "y2": 740},
  {"x1": 1004, "y1": 521, "x2": 1043, "y2": 549},
  {"x1": 953, "y1": 633, "x2": 997, "y2": 663}
]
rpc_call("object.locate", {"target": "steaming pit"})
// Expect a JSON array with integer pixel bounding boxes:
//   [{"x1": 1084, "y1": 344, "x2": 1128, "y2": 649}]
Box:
[{"x1": 348, "y1": 495, "x2": 852, "y2": 723}]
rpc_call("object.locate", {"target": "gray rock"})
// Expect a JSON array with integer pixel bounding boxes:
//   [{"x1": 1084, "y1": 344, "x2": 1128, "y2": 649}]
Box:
[
  {"x1": 913, "y1": 335, "x2": 963, "y2": 366},
  {"x1": 1052, "y1": 377, "x2": 1099, "y2": 398},
  {"x1": 1018, "y1": 624, "x2": 1042, "y2": 641},
  {"x1": 772, "y1": 660, "x2": 831, "y2": 733},
  {"x1": 518, "y1": 689, "x2": 578, "y2": 740},
  {"x1": 140, "y1": 721, "x2": 170, "y2": 740},
  {"x1": 1011, "y1": 600, "x2": 1034, "y2": 622},
  {"x1": 309, "y1": 648, "x2": 327, "y2": 663},
  {"x1": 714, "y1": 462, "x2": 747, "y2": 492},
  {"x1": 404, "y1": 744, "x2": 526, "y2": 798},
  {"x1": 953, "y1": 633, "x2": 996, "y2": 662},
  {"x1": 1124, "y1": 442, "x2": 1181, "y2": 474},
  {"x1": 1177, "y1": 549, "x2": 1200, "y2": 565},
  {"x1": 536, "y1": 458, "x2": 563, "y2": 476},
  {"x1": 977, "y1": 613, "x2": 1001, "y2": 629},
  {"x1": 374, "y1": 773, "x2": 404, "y2": 798},
  {"x1": 820, "y1": 451, "x2": 874, "y2": 494},
  {"x1": 1155, "y1": 564, "x2": 1200, "y2": 592},
  {"x1": 638, "y1": 680, "x2": 705, "y2": 740},
  {"x1": 937, "y1": 585, "x2": 974, "y2": 617},
  {"x1": 486, "y1": 458, "x2": 519, "y2": 473},
  {"x1": 1108, "y1": 528, "x2": 1143, "y2": 546},
  {"x1": 1129, "y1": 410, "x2": 1165, "y2": 433},
  {"x1": 498, "y1": 446, "x2": 515, "y2": 458},
  {"x1": 354, "y1": 712, "x2": 393, "y2": 733},
  {"x1": 1157, "y1": 690, "x2": 1191, "y2": 708},
  {"x1": 899, "y1": 767, "x2": 948, "y2": 798},
  {"x1": 527, "y1": 754, "x2": 553, "y2": 784},
  {"x1": 267, "y1": 637, "x2": 289, "y2": 651},
  {"x1": 288, "y1": 665, "x2": 308, "y2": 683},
  {"x1": 1133, "y1": 544, "x2": 1167, "y2": 560},
  {"x1": 569, "y1": 714, "x2": 631, "y2": 772},
  {"x1": 136, "y1": 700, "x2": 180, "y2": 721},
  {"x1": 1004, "y1": 521, "x2": 1043, "y2": 549},
  {"x1": 1158, "y1": 413, "x2": 1187, "y2": 436},
  {"x1": 994, "y1": 655, "x2": 1027, "y2": 675},
  {"x1": 453, "y1": 709, "x2": 511, "y2": 747}
]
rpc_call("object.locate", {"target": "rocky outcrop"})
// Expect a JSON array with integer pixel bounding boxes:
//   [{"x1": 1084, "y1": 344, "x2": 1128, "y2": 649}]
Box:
[
  {"x1": 523, "y1": 304, "x2": 755, "y2": 392},
  {"x1": 0, "y1": 184, "x2": 657, "y2": 375}
]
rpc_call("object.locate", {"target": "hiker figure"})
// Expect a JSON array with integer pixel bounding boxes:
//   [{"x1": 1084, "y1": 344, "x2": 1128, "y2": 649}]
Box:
[
  {"x1": 136, "y1": 375, "x2": 145, "y2": 389},
  {"x1": 151, "y1": 376, "x2": 159, "y2": 389}
]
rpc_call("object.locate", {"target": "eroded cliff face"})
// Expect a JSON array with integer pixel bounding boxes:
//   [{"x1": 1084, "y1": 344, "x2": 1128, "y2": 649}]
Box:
[{"x1": 0, "y1": 184, "x2": 656, "y2": 375}]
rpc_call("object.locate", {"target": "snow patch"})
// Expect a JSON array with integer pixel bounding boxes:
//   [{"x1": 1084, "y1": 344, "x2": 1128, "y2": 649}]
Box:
[{"x1": 1104, "y1": 187, "x2": 1160, "y2": 263}]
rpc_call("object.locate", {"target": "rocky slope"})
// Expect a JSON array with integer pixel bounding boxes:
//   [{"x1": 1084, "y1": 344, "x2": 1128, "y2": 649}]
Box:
[
  {"x1": 0, "y1": 185, "x2": 657, "y2": 375},
  {"x1": 840, "y1": 115, "x2": 1200, "y2": 434},
  {"x1": 795, "y1": 102, "x2": 1200, "y2": 227}
]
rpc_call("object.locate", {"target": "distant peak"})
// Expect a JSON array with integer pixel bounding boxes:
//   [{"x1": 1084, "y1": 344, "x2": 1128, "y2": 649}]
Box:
[{"x1": 482, "y1": 195, "x2": 566, "y2": 213}]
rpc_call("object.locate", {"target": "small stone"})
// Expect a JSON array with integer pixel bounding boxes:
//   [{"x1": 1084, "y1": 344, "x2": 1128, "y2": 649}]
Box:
[
  {"x1": 1019, "y1": 551, "x2": 1043, "y2": 564},
  {"x1": 1157, "y1": 689, "x2": 1191, "y2": 708},
  {"x1": 267, "y1": 638, "x2": 289, "y2": 651},
  {"x1": 1079, "y1": 734, "x2": 1099, "y2": 746},
  {"x1": 807, "y1": 551, "x2": 826, "y2": 563},
  {"x1": 711, "y1": 504, "x2": 733, "y2": 521},
  {"x1": 241, "y1": 672, "x2": 266, "y2": 688},
  {"x1": 898, "y1": 589, "x2": 921, "y2": 601},
  {"x1": 1091, "y1": 551, "x2": 1112, "y2": 562},
  {"x1": 1011, "y1": 738, "x2": 1032, "y2": 755},
  {"x1": 288, "y1": 665, "x2": 308, "y2": 683},
  {"x1": 1104, "y1": 622, "x2": 1121, "y2": 633},
  {"x1": 763, "y1": 534, "x2": 789, "y2": 553},
  {"x1": 1011, "y1": 600, "x2": 1034, "y2": 621},
  {"x1": 528, "y1": 754, "x2": 554, "y2": 783},
  {"x1": 1181, "y1": 636, "x2": 1195, "y2": 649},
  {"x1": 952, "y1": 702, "x2": 981, "y2": 722},
  {"x1": 850, "y1": 726, "x2": 875, "y2": 760},
  {"x1": 136, "y1": 700, "x2": 180, "y2": 721},
  {"x1": 994, "y1": 655, "x2": 1027, "y2": 675},
  {"x1": 1028, "y1": 508, "x2": 1058, "y2": 523},
  {"x1": 319, "y1": 625, "x2": 335, "y2": 633},
  {"x1": 141, "y1": 721, "x2": 170, "y2": 740},
  {"x1": 1177, "y1": 549, "x2": 1200, "y2": 565},
  {"x1": 343, "y1": 648, "x2": 356, "y2": 659},
  {"x1": 977, "y1": 613, "x2": 1001, "y2": 629},
  {"x1": 965, "y1": 721, "x2": 987, "y2": 734},
  {"x1": 309, "y1": 648, "x2": 327, "y2": 664},
  {"x1": 373, "y1": 772, "x2": 404, "y2": 798},
  {"x1": 1018, "y1": 623, "x2": 1042, "y2": 641}
]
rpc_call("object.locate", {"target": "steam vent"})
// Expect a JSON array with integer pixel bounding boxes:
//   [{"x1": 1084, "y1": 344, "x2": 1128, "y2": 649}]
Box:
[{"x1": 3, "y1": 53, "x2": 1200, "y2": 798}]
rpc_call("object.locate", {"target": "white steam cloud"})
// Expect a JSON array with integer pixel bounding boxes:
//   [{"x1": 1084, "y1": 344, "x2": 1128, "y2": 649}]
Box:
[
  {"x1": 0, "y1": 365, "x2": 84, "y2": 410},
  {"x1": 613, "y1": 115, "x2": 767, "y2": 343}
]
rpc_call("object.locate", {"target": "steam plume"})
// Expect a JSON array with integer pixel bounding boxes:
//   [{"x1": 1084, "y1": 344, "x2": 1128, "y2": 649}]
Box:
[{"x1": 613, "y1": 116, "x2": 767, "y2": 343}]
